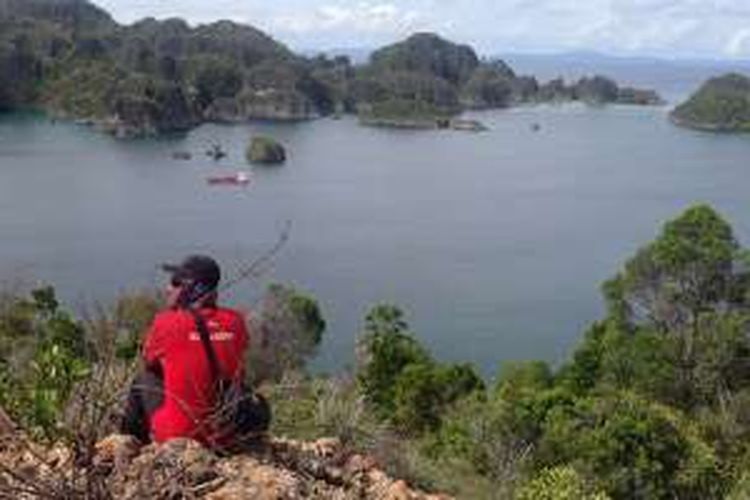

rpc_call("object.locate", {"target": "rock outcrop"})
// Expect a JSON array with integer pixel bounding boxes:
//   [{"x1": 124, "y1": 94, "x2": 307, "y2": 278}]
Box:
[
  {"x1": 246, "y1": 136, "x2": 287, "y2": 165},
  {"x1": 0, "y1": 433, "x2": 451, "y2": 499},
  {"x1": 205, "y1": 90, "x2": 318, "y2": 123}
]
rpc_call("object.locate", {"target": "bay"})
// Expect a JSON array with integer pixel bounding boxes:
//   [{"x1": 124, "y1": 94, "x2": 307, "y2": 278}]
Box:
[{"x1": 1, "y1": 63, "x2": 750, "y2": 378}]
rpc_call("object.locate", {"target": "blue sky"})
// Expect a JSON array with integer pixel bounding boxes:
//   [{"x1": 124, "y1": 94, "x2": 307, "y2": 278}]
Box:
[{"x1": 94, "y1": 1, "x2": 750, "y2": 59}]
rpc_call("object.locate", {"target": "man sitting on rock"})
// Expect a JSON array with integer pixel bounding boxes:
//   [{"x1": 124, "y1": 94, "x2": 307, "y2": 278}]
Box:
[{"x1": 121, "y1": 255, "x2": 267, "y2": 448}]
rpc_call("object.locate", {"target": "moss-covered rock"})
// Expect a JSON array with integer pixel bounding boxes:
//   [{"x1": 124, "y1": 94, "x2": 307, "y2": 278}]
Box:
[{"x1": 246, "y1": 136, "x2": 286, "y2": 164}]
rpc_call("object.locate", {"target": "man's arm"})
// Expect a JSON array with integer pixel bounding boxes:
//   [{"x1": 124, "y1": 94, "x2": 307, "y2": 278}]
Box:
[{"x1": 143, "y1": 313, "x2": 170, "y2": 367}]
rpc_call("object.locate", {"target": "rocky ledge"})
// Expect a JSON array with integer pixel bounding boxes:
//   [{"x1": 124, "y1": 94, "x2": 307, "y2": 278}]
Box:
[{"x1": 0, "y1": 432, "x2": 449, "y2": 499}]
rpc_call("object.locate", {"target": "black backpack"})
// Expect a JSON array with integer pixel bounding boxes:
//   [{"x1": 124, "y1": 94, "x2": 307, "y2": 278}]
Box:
[{"x1": 189, "y1": 309, "x2": 271, "y2": 440}]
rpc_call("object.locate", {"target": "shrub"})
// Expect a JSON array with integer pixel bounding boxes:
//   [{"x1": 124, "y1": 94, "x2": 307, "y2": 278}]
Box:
[
  {"x1": 248, "y1": 283, "x2": 326, "y2": 384},
  {"x1": 495, "y1": 360, "x2": 553, "y2": 400},
  {"x1": 0, "y1": 286, "x2": 91, "y2": 436},
  {"x1": 516, "y1": 466, "x2": 609, "y2": 500},
  {"x1": 356, "y1": 304, "x2": 431, "y2": 416},
  {"x1": 538, "y1": 392, "x2": 723, "y2": 499},
  {"x1": 392, "y1": 363, "x2": 484, "y2": 433}
]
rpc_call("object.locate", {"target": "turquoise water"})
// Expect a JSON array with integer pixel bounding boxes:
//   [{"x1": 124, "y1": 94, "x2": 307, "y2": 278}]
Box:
[{"x1": 1, "y1": 101, "x2": 749, "y2": 377}]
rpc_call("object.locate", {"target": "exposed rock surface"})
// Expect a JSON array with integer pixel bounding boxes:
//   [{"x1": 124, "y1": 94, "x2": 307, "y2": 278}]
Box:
[
  {"x1": 0, "y1": 433, "x2": 451, "y2": 499},
  {"x1": 205, "y1": 91, "x2": 318, "y2": 123}
]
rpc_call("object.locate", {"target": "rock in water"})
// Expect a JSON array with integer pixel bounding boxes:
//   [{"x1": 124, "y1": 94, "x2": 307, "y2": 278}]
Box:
[{"x1": 246, "y1": 136, "x2": 287, "y2": 165}]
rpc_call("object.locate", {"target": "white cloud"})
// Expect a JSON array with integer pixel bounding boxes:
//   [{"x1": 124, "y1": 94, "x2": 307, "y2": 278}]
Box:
[
  {"x1": 92, "y1": 0, "x2": 750, "y2": 58},
  {"x1": 726, "y1": 28, "x2": 750, "y2": 57},
  {"x1": 271, "y1": 2, "x2": 421, "y2": 35}
]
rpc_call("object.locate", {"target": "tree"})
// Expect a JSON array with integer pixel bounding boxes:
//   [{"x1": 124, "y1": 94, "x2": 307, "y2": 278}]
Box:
[
  {"x1": 538, "y1": 392, "x2": 723, "y2": 499},
  {"x1": 190, "y1": 55, "x2": 243, "y2": 108},
  {"x1": 248, "y1": 283, "x2": 326, "y2": 383},
  {"x1": 495, "y1": 360, "x2": 553, "y2": 400},
  {"x1": 0, "y1": 287, "x2": 91, "y2": 436},
  {"x1": 599, "y1": 205, "x2": 750, "y2": 410},
  {"x1": 603, "y1": 205, "x2": 744, "y2": 333},
  {"x1": 356, "y1": 304, "x2": 431, "y2": 416},
  {"x1": 516, "y1": 466, "x2": 610, "y2": 500},
  {"x1": 392, "y1": 362, "x2": 484, "y2": 432}
]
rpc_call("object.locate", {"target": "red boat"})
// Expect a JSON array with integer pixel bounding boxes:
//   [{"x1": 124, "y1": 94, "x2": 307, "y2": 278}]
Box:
[{"x1": 206, "y1": 172, "x2": 251, "y2": 186}]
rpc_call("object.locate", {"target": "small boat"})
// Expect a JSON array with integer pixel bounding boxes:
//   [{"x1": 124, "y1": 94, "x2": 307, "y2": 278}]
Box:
[{"x1": 207, "y1": 172, "x2": 251, "y2": 186}]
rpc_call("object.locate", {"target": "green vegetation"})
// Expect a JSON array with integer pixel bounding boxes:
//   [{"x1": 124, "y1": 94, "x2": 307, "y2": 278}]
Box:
[
  {"x1": 672, "y1": 73, "x2": 750, "y2": 132},
  {"x1": 246, "y1": 136, "x2": 287, "y2": 165},
  {"x1": 0, "y1": 0, "x2": 332, "y2": 136},
  {"x1": 0, "y1": 0, "x2": 662, "y2": 135},
  {"x1": 0, "y1": 286, "x2": 90, "y2": 435},
  {"x1": 369, "y1": 33, "x2": 479, "y2": 86},
  {"x1": 516, "y1": 466, "x2": 609, "y2": 500},
  {"x1": 272, "y1": 204, "x2": 750, "y2": 498},
  {"x1": 4, "y1": 204, "x2": 750, "y2": 498}
]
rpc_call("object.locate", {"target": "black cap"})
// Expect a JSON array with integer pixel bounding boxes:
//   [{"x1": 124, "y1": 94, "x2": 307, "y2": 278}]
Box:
[{"x1": 162, "y1": 255, "x2": 221, "y2": 291}]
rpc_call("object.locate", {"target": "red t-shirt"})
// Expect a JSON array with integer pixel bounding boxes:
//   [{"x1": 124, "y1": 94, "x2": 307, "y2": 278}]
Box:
[{"x1": 142, "y1": 307, "x2": 249, "y2": 445}]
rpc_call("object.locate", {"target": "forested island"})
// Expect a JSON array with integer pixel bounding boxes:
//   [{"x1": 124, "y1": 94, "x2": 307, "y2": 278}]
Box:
[
  {"x1": 0, "y1": 0, "x2": 663, "y2": 137},
  {"x1": 671, "y1": 73, "x2": 750, "y2": 132}
]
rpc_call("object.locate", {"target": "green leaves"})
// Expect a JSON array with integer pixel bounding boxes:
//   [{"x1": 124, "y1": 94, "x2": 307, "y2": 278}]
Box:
[
  {"x1": 537, "y1": 393, "x2": 722, "y2": 499},
  {"x1": 672, "y1": 73, "x2": 750, "y2": 131},
  {"x1": 357, "y1": 304, "x2": 483, "y2": 433},
  {"x1": 0, "y1": 287, "x2": 90, "y2": 437},
  {"x1": 392, "y1": 363, "x2": 484, "y2": 433},
  {"x1": 604, "y1": 204, "x2": 744, "y2": 332},
  {"x1": 516, "y1": 466, "x2": 610, "y2": 500},
  {"x1": 357, "y1": 304, "x2": 430, "y2": 417}
]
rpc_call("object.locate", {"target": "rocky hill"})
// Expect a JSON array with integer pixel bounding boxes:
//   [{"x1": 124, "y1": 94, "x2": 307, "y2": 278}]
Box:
[
  {"x1": 0, "y1": 431, "x2": 450, "y2": 499},
  {"x1": 0, "y1": 0, "x2": 663, "y2": 136},
  {"x1": 0, "y1": 0, "x2": 332, "y2": 136},
  {"x1": 353, "y1": 33, "x2": 662, "y2": 127},
  {"x1": 671, "y1": 72, "x2": 750, "y2": 131}
]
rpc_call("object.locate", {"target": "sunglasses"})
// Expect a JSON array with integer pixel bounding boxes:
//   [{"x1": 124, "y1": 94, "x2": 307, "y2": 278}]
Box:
[{"x1": 170, "y1": 276, "x2": 184, "y2": 288}]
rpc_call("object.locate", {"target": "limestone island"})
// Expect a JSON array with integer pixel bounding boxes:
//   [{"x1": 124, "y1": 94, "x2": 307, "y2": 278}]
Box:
[
  {"x1": 0, "y1": 0, "x2": 664, "y2": 137},
  {"x1": 671, "y1": 73, "x2": 750, "y2": 132}
]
